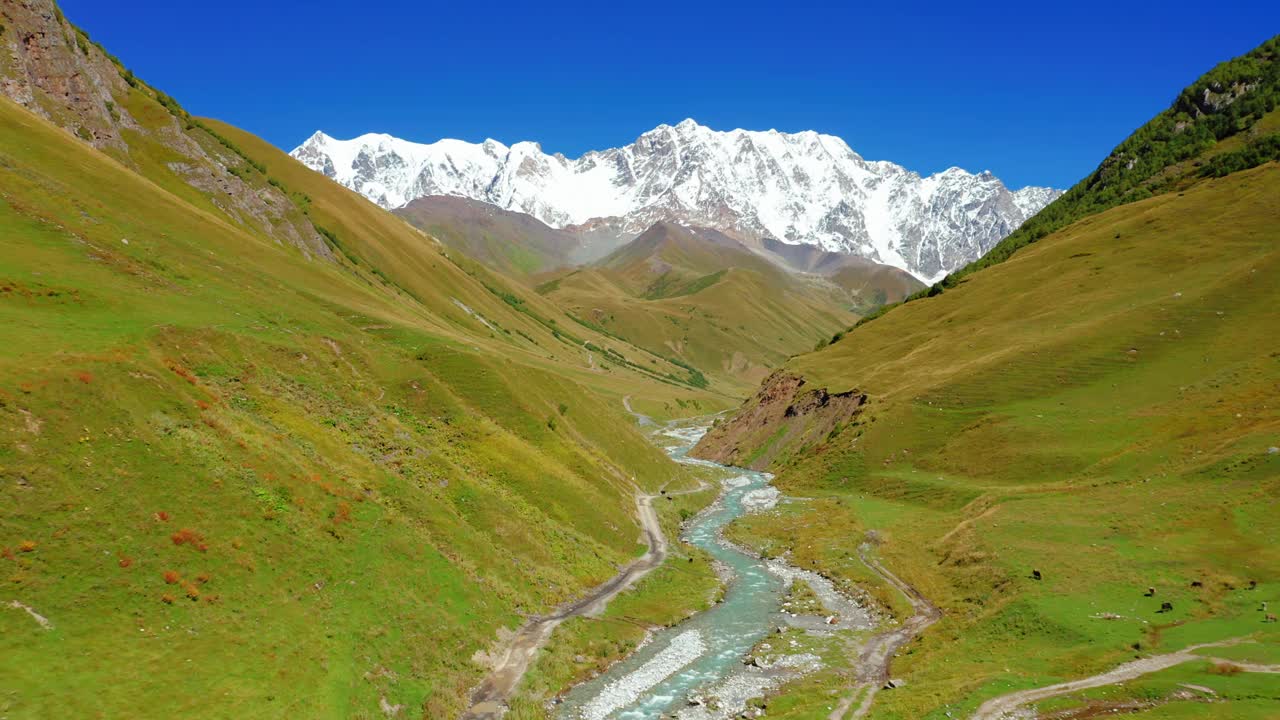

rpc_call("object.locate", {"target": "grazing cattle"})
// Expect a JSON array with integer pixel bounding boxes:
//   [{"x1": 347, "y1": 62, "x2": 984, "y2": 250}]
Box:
[
  {"x1": 1032, "y1": 569, "x2": 1042, "y2": 581},
  {"x1": 1248, "y1": 580, "x2": 1257, "y2": 590},
  {"x1": 1160, "y1": 601, "x2": 1173, "y2": 613},
  {"x1": 1266, "y1": 614, "x2": 1277, "y2": 623},
  {"x1": 1144, "y1": 587, "x2": 1156, "y2": 597}
]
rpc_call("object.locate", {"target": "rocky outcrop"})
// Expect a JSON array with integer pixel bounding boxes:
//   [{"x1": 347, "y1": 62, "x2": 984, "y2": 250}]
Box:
[
  {"x1": 0, "y1": 0, "x2": 330, "y2": 259},
  {"x1": 691, "y1": 371, "x2": 866, "y2": 470}
]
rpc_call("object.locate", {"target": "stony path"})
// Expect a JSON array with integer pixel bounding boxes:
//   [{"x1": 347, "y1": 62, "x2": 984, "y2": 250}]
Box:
[
  {"x1": 828, "y1": 545, "x2": 942, "y2": 720},
  {"x1": 461, "y1": 490, "x2": 672, "y2": 719},
  {"x1": 461, "y1": 399, "x2": 710, "y2": 720},
  {"x1": 969, "y1": 638, "x2": 1279, "y2": 720}
]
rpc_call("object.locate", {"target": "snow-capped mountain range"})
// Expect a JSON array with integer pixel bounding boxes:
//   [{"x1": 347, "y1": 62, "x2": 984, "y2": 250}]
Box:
[{"x1": 291, "y1": 119, "x2": 1060, "y2": 281}]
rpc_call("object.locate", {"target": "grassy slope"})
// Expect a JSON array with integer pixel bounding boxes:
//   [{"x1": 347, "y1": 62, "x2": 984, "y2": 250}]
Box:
[
  {"x1": 394, "y1": 196, "x2": 579, "y2": 278},
  {"x1": 0, "y1": 89, "x2": 731, "y2": 718},
  {"x1": 717, "y1": 164, "x2": 1280, "y2": 718},
  {"x1": 540, "y1": 225, "x2": 857, "y2": 395}
]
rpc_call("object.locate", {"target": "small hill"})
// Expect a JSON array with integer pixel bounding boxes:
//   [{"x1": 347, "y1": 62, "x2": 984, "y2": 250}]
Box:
[
  {"x1": 394, "y1": 195, "x2": 581, "y2": 277},
  {"x1": 538, "y1": 222, "x2": 859, "y2": 394},
  {"x1": 758, "y1": 237, "x2": 924, "y2": 312},
  {"x1": 599, "y1": 222, "x2": 785, "y2": 299}
]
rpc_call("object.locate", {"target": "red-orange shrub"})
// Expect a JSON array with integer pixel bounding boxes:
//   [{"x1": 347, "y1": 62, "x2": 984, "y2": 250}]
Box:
[
  {"x1": 1, "y1": 547, "x2": 13, "y2": 560},
  {"x1": 196, "y1": 572, "x2": 211, "y2": 584},
  {"x1": 162, "y1": 570, "x2": 180, "y2": 584},
  {"x1": 333, "y1": 501, "x2": 352, "y2": 525},
  {"x1": 76, "y1": 371, "x2": 94, "y2": 384},
  {"x1": 161, "y1": 594, "x2": 175, "y2": 604},
  {"x1": 18, "y1": 540, "x2": 37, "y2": 553},
  {"x1": 170, "y1": 528, "x2": 204, "y2": 548},
  {"x1": 167, "y1": 361, "x2": 198, "y2": 385},
  {"x1": 195, "y1": 399, "x2": 211, "y2": 410},
  {"x1": 154, "y1": 511, "x2": 170, "y2": 522},
  {"x1": 184, "y1": 583, "x2": 200, "y2": 600},
  {"x1": 118, "y1": 556, "x2": 133, "y2": 568}
]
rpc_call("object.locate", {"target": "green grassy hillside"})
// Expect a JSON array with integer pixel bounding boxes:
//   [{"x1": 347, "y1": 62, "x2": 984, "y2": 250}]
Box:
[
  {"x1": 538, "y1": 223, "x2": 858, "y2": 395},
  {"x1": 394, "y1": 195, "x2": 581, "y2": 277},
  {"x1": 0, "y1": 8, "x2": 734, "y2": 715},
  {"x1": 697, "y1": 163, "x2": 1280, "y2": 717}
]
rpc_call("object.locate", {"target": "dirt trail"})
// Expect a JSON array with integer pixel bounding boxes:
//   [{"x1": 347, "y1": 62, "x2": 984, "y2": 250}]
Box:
[
  {"x1": 970, "y1": 639, "x2": 1279, "y2": 719},
  {"x1": 461, "y1": 491, "x2": 670, "y2": 719},
  {"x1": 621, "y1": 395, "x2": 653, "y2": 426},
  {"x1": 461, "y1": 401, "x2": 709, "y2": 720},
  {"x1": 829, "y1": 545, "x2": 942, "y2": 720}
]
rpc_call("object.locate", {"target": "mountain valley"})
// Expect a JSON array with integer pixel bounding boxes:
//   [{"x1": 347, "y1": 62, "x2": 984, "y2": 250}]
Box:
[{"x1": 1, "y1": 3, "x2": 1278, "y2": 719}]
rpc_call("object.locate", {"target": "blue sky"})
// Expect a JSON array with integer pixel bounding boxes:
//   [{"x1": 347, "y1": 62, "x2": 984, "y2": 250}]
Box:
[{"x1": 60, "y1": 1, "x2": 1279, "y2": 189}]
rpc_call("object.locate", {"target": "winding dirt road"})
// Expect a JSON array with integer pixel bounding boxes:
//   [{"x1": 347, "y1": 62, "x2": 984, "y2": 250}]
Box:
[
  {"x1": 970, "y1": 638, "x2": 1280, "y2": 719},
  {"x1": 460, "y1": 491, "x2": 670, "y2": 720},
  {"x1": 829, "y1": 544, "x2": 942, "y2": 720},
  {"x1": 461, "y1": 403, "x2": 711, "y2": 719}
]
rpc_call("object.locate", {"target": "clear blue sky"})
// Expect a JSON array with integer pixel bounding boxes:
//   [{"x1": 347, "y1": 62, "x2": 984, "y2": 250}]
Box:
[{"x1": 60, "y1": 1, "x2": 1279, "y2": 189}]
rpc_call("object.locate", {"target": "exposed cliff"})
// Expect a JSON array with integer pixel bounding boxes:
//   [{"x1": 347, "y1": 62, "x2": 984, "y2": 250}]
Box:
[
  {"x1": 0, "y1": 0, "x2": 329, "y2": 258},
  {"x1": 691, "y1": 370, "x2": 866, "y2": 470}
]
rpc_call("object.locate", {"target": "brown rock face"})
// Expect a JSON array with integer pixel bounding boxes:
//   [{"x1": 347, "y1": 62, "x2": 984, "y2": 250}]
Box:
[
  {"x1": 0, "y1": 0, "x2": 131, "y2": 150},
  {"x1": 0, "y1": 0, "x2": 330, "y2": 259},
  {"x1": 691, "y1": 370, "x2": 866, "y2": 470}
]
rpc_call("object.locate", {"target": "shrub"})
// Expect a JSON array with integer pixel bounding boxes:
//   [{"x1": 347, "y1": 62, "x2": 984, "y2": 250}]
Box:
[
  {"x1": 1, "y1": 547, "x2": 13, "y2": 560},
  {"x1": 162, "y1": 570, "x2": 180, "y2": 584},
  {"x1": 18, "y1": 540, "x2": 37, "y2": 553},
  {"x1": 333, "y1": 501, "x2": 352, "y2": 525},
  {"x1": 76, "y1": 371, "x2": 93, "y2": 384},
  {"x1": 167, "y1": 362, "x2": 198, "y2": 385},
  {"x1": 196, "y1": 572, "x2": 211, "y2": 584},
  {"x1": 154, "y1": 510, "x2": 170, "y2": 522},
  {"x1": 118, "y1": 556, "x2": 133, "y2": 568},
  {"x1": 170, "y1": 528, "x2": 204, "y2": 547},
  {"x1": 1209, "y1": 661, "x2": 1243, "y2": 676},
  {"x1": 161, "y1": 594, "x2": 175, "y2": 604},
  {"x1": 184, "y1": 583, "x2": 200, "y2": 600}
]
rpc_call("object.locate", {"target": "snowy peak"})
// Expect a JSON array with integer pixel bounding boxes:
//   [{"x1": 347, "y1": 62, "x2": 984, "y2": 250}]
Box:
[{"x1": 290, "y1": 120, "x2": 1060, "y2": 281}]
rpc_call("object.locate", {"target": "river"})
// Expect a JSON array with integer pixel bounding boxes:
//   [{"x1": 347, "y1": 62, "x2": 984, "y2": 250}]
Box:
[{"x1": 554, "y1": 416, "x2": 874, "y2": 720}]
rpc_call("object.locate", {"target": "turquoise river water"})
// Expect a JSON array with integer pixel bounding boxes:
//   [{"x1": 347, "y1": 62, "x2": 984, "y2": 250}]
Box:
[{"x1": 555, "y1": 421, "x2": 788, "y2": 720}]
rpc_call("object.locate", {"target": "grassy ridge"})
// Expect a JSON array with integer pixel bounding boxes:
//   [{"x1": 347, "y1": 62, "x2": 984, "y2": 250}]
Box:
[
  {"x1": 713, "y1": 164, "x2": 1280, "y2": 717},
  {"x1": 540, "y1": 224, "x2": 857, "y2": 394}
]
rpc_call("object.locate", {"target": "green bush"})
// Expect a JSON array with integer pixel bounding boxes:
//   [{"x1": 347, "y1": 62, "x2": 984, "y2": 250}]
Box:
[{"x1": 1200, "y1": 134, "x2": 1280, "y2": 177}]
